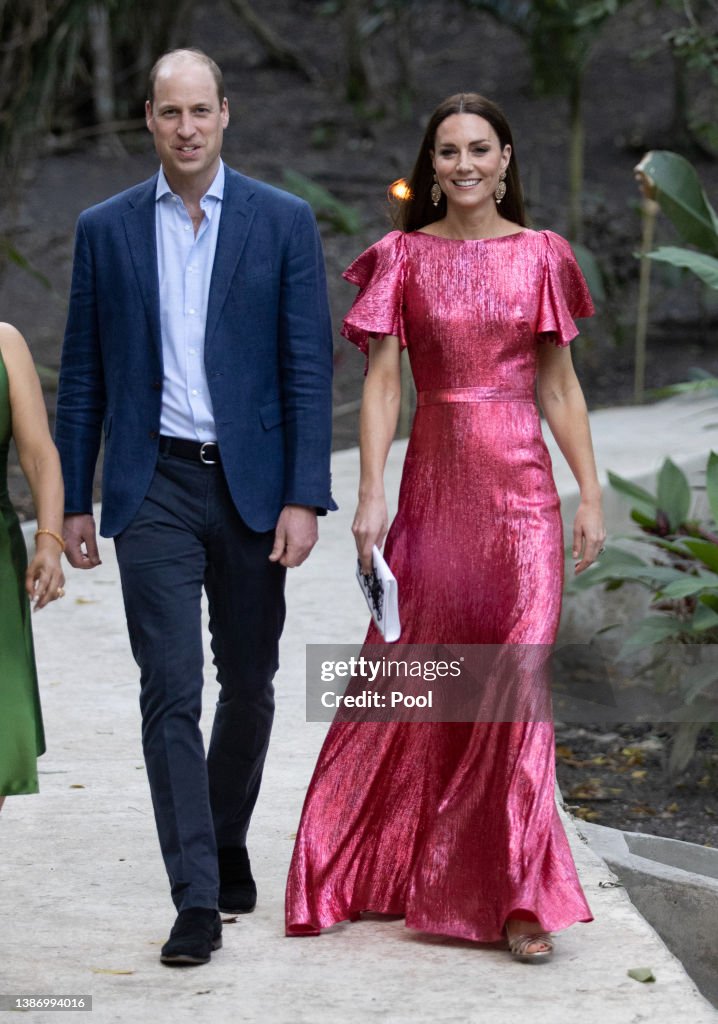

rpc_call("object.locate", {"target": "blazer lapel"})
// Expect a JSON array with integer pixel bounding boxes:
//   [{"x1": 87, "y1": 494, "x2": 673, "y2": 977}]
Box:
[
  {"x1": 122, "y1": 176, "x2": 162, "y2": 360},
  {"x1": 205, "y1": 170, "x2": 256, "y2": 348}
]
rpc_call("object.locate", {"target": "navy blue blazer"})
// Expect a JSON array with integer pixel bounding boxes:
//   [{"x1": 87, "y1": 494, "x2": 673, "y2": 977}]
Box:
[{"x1": 56, "y1": 166, "x2": 336, "y2": 537}]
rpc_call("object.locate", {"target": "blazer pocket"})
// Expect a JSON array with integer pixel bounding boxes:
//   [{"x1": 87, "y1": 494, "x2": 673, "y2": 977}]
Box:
[{"x1": 259, "y1": 399, "x2": 284, "y2": 430}]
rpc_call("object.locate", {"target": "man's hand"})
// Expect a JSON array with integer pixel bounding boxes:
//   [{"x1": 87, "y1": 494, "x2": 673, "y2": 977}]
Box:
[
  {"x1": 63, "y1": 513, "x2": 102, "y2": 569},
  {"x1": 269, "y1": 504, "x2": 318, "y2": 568}
]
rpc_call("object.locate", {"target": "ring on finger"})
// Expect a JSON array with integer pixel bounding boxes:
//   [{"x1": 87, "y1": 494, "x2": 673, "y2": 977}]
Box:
[{"x1": 56, "y1": 586, "x2": 66, "y2": 598}]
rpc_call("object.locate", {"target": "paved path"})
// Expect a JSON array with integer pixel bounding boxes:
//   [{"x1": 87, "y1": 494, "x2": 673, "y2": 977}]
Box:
[{"x1": 3, "y1": 393, "x2": 718, "y2": 1023}]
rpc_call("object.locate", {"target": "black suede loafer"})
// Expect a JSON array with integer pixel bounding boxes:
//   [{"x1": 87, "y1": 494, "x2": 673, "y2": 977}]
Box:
[
  {"x1": 218, "y1": 846, "x2": 257, "y2": 914},
  {"x1": 160, "y1": 908, "x2": 222, "y2": 966}
]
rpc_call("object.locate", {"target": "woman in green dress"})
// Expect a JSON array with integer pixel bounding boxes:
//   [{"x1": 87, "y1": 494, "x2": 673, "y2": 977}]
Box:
[{"x1": 0, "y1": 322, "x2": 65, "y2": 809}]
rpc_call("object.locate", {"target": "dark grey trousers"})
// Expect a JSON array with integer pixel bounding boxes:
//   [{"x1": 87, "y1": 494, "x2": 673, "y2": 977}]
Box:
[{"x1": 115, "y1": 451, "x2": 286, "y2": 911}]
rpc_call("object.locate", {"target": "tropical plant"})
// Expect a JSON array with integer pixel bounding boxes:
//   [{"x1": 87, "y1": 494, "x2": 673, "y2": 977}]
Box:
[
  {"x1": 0, "y1": 0, "x2": 190, "y2": 287},
  {"x1": 633, "y1": 149, "x2": 718, "y2": 400},
  {"x1": 635, "y1": 149, "x2": 718, "y2": 288},
  {"x1": 659, "y1": 0, "x2": 718, "y2": 154},
  {"x1": 281, "y1": 170, "x2": 362, "y2": 234},
  {"x1": 570, "y1": 453, "x2": 718, "y2": 776}
]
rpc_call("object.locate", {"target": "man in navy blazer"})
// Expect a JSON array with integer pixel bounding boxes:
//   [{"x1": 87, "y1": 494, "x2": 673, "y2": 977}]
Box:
[{"x1": 55, "y1": 48, "x2": 335, "y2": 965}]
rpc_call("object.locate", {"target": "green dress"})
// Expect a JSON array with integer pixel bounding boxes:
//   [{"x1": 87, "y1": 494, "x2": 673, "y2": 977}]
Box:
[{"x1": 0, "y1": 349, "x2": 45, "y2": 794}]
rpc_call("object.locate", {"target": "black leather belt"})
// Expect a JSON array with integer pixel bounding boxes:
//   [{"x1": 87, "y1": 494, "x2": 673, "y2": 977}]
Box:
[{"x1": 159, "y1": 435, "x2": 220, "y2": 465}]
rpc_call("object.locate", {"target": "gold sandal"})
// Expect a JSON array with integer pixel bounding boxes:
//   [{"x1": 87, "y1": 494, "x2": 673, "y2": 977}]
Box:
[{"x1": 506, "y1": 930, "x2": 554, "y2": 963}]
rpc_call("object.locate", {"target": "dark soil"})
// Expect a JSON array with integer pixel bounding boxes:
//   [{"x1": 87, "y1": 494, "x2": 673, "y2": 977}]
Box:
[
  {"x1": 555, "y1": 721, "x2": 718, "y2": 848},
  {"x1": 2, "y1": 0, "x2": 717, "y2": 843}
]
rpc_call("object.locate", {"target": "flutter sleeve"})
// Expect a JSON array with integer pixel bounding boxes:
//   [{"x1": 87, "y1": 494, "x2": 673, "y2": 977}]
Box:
[
  {"x1": 341, "y1": 230, "x2": 406, "y2": 356},
  {"x1": 536, "y1": 230, "x2": 595, "y2": 347}
]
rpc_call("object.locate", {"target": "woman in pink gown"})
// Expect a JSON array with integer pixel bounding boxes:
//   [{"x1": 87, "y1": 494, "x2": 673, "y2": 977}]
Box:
[{"x1": 286, "y1": 93, "x2": 605, "y2": 960}]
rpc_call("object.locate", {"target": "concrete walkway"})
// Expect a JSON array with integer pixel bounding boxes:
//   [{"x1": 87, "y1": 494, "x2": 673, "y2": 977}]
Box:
[{"x1": 3, "y1": 393, "x2": 718, "y2": 1024}]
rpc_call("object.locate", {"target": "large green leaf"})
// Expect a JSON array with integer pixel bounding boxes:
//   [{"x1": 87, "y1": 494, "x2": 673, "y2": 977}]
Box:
[
  {"x1": 683, "y1": 538, "x2": 718, "y2": 573},
  {"x1": 660, "y1": 571, "x2": 718, "y2": 598},
  {"x1": 572, "y1": 242, "x2": 605, "y2": 305},
  {"x1": 630, "y1": 534, "x2": 696, "y2": 556},
  {"x1": 647, "y1": 247, "x2": 718, "y2": 292},
  {"x1": 619, "y1": 615, "x2": 686, "y2": 657},
  {"x1": 691, "y1": 604, "x2": 718, "y2": 632},
  {"x1": 657, "y1": 458, "x2": 691, "y2": 531},
  {"x1": 706, "y1": 451, "x2": 718, "y2": 528},
  {"x1": 607, "y1": 470, "x2": 657, "y2": 518},
  {"x1": 682, "y1": 661, "x2": 718, "y2": 703},
  {"x1": 568, "y1": 545, "x2": 646, "y2": 591},
  {"x1": 281, "y1": 170, "x2": 361, "y2": 235},
  {"x1": 635, "y1": 150, "x2": 718, "y2": 255}
]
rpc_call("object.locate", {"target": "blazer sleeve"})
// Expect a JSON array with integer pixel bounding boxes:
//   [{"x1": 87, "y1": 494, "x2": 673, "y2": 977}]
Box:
[
  {"x1": 278, "y1": 200, "x2": 337, "y2": 514},
  {"x1": 54, "y1": 213, "x2": 106, "y2": 516}
]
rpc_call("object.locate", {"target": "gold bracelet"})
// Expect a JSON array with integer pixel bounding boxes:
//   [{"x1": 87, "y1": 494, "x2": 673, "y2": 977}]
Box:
[{"x1": 35, "y1": 528, "x2": 66, "y2": 553}]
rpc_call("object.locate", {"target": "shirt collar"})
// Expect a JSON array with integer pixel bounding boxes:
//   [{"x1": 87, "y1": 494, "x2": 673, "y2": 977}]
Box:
[{"x1": 155, "y1": 160, "x2": 225, "y2": 203}]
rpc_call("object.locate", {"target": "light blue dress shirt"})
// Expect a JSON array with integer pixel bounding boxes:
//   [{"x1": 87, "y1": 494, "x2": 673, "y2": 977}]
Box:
[{"x1": 155, "y1": 161, "x2": 225, "y2": 441}]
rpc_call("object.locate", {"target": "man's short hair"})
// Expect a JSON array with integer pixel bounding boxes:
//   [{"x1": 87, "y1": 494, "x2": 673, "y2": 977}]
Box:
[{"x1": 147, "y1": 48, "x2": 225, "y2": 108}]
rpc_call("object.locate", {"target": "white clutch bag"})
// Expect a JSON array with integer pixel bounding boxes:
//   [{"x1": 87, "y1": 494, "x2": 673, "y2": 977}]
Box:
[{"x1": 355, "y1": 545, "x2": 401, "y2": 642}]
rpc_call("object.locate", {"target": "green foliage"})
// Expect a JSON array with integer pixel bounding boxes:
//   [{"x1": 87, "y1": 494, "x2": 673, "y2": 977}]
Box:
[
  {"x1": 0, "y1": 238, "x2": 51, "y2": 290},
  {"x1": 661, "y1": 0, "x2": 718, "y2": 152},
  {"x1": 636, "y1": 150, "x2": 718, "y2": 256},
  {"x1": 466, "y1": 0, "x2": 629, "y2": 95},
  {"x1": 646, "y1": 246, "x2": 718, "y2": 290},
  {"x1": 572, "y1": 242, "x2": 606, "y2": 306},
  {"x1": 281, "y1": 170, "x2": 362, "y2": 235},
  {"x1": 635, "y1": 149, "x2": 718, "y2": 322},
  {"x1": 650, "y1": 367, "x2": 718, "y2": 400},
  {"x1": 571, "y1": 453, "x2": 718, "y2": 775}
]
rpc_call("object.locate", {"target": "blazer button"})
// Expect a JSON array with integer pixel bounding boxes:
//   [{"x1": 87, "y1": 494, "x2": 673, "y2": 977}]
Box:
[{"x1": 149, "y1": 430, "x2": 159, "y2": 440}]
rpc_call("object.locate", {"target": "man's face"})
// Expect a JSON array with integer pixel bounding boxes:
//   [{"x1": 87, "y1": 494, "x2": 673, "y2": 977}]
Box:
[{"x1": 145, "y1": 56, "x2": 229, "y2": 191}]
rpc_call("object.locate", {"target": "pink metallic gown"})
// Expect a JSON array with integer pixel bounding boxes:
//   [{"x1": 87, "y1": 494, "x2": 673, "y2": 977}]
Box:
[{"x1": 285, "y1": 228, "x2": 595, "y2": 941}]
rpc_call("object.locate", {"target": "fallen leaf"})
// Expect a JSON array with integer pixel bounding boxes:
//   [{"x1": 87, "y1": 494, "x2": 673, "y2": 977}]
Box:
[
  {"x1": 568, "y1": 778, "x2": 612, "y2": 801},
  {"x1": 75, "y1": 597, "x2": 98, "y2": 605},
  {"x1": 666, "y1": 802, "x2": 679, "y2": 813},
  {"x1": 555, "y1": 745, "x2": 574, "y2": 759},
  {"x1": 91, "y1": 967, "x2": 135, "y2": 975},
  {"x1": 573, "y1": 806, "x2": 602, "y2": 821},
  {"x1": 629, "y1": 803, "x2": 656, "y2": 817},
  {"x1": 627, "y1": 967, "x2": 655, "y2": 983},
  {"x1": 631, "y1": 770, "x2": 647, "y2": 780},
  {"x1": 621, "y1": 747, "x2": 645, "y2": 766},
  {"x1": 69, "y1": 784, "x2": 86, "y2": 789}
]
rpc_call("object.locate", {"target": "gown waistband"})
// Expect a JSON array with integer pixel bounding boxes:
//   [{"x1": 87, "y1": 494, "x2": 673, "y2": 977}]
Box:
[{"x1": 417, "y1": 386, "x2": 534, "y2": 406}]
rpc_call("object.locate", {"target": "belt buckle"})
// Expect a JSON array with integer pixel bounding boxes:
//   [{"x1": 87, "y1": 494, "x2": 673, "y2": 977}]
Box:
[{"x1": 199, "y1": 441, "x2": 218, "y2": 465}]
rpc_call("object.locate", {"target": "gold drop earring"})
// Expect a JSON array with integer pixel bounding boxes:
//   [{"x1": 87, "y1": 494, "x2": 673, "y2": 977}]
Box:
[
  {"x1": 495, "y1": 171, "x2": 507, "y2": 204},
  {"x1": 431, "y1": 173, "x2": 442, "y2": 207}
]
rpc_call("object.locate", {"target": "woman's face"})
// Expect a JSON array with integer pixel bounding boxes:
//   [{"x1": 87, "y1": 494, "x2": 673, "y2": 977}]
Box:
[{"x1": 431, "y1": 113, "x2": 511, "y2": 213}]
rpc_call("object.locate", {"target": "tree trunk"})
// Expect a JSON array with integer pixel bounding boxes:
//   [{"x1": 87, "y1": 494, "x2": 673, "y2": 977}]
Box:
[
  {"x1": 343, "y1": 0, "x2": 373, "y2": 105},
  {"x1": 224, "y1": 0, "x2": 317, "y2": 82},
  {"x1": 567, "y1": 72, "x2": 584, "y2": 243},
  {"x1": 88, "y1": 3, "x2": 116, "y2": 124},
  {"x1": 393, "y1": 0, "x2": 413, "y2": 120}
]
